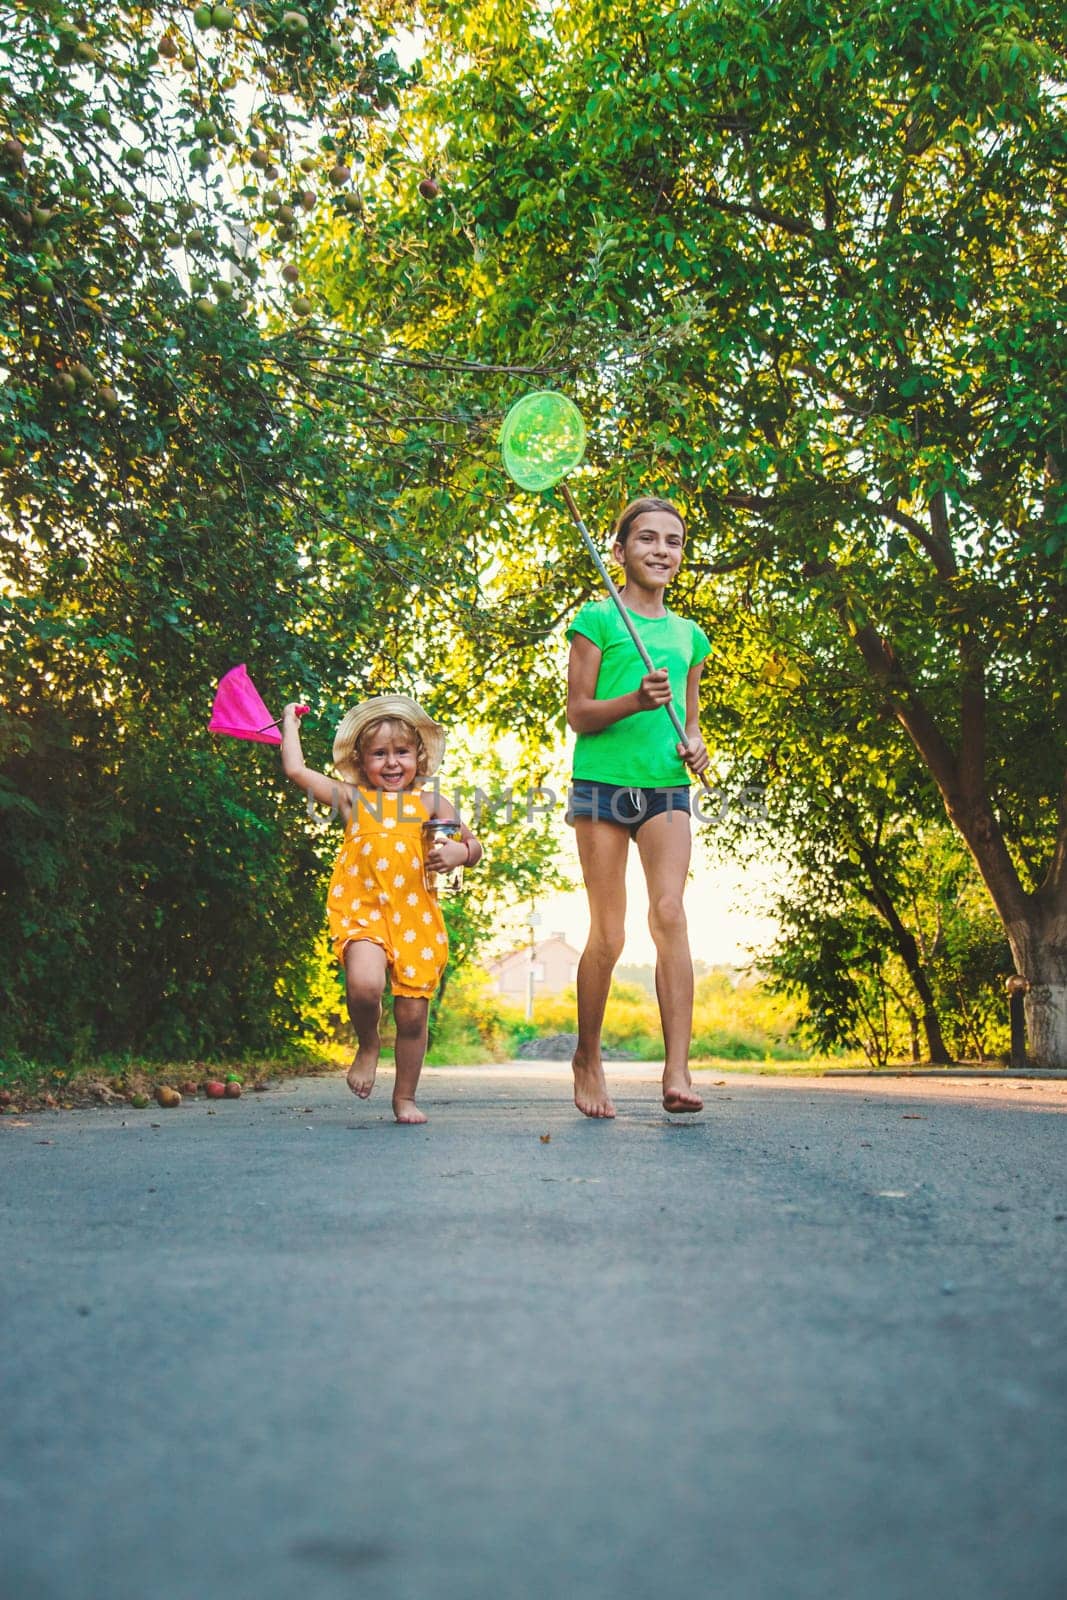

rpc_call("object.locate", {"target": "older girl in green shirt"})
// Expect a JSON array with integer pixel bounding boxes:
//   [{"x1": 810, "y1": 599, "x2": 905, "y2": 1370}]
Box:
[{"x1": 566, "y1": 497, "x2": 711, "y2": 1119}]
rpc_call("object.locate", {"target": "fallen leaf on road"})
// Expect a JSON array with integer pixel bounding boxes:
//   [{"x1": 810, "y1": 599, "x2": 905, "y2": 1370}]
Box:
[
  {"x1": 540, "y1": 1133, "x2": 551, "y2": 1143},
  {"x1": 902, "y1": 1114, "x2": 925, "y2": 1119}
]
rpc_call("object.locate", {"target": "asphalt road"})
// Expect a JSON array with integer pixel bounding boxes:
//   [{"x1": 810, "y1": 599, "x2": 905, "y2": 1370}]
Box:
[{"x1": 3, "y1": 1067, "x2": 1066, "y2": 1600}]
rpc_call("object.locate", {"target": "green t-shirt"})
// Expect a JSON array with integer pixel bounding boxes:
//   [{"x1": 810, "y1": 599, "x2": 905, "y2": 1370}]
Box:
[{"x1": 566, "y1": 598, "x2": 712, "y2": 787}]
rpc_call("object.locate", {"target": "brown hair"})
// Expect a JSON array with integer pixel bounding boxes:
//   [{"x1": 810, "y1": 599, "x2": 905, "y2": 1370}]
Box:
[
  {"x1": 352, "y1": 717, "x2": 430, "y2": 784},
  {"x1": 613, "y1": 496, "x2": 686, "y2": 549}
]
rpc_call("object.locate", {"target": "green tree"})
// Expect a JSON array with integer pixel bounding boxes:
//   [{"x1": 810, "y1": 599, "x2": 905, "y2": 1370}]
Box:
[
  {"x1": 319, "y1": 0, "x2": 1067, "y2": 1063},
  {"x1": 0, "y1": 1, "x2": 514, "y2": 1064},
  {"x1": 762, "y1": 815, "x2": 1012, "y2": 1064}
]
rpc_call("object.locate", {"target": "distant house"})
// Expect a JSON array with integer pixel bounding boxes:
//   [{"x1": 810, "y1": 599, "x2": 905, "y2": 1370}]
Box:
[{"x1": 486, "y1": 931, "x2": 582, "y2": 1006}]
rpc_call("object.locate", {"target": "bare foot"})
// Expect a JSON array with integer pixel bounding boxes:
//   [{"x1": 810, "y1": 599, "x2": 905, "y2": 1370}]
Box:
[
  {"x1": 392, "y1": 1096, "x2": 427, "y2": 1125},
  {"x1": 346, "y1": 1048, "x2": 378, "y2": 1099},
  {"x1": 662, "y1": 1070, "x2": 703, "y2": 1114},
  {"x1": 572, "y1": 1048, "x2": 616, "y2": 1119}
]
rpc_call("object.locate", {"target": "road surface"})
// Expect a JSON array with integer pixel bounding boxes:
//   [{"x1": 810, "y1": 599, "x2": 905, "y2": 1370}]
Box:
[{"x1": 2, "y1": 1067, "x2": 1065, "y2": 1600}]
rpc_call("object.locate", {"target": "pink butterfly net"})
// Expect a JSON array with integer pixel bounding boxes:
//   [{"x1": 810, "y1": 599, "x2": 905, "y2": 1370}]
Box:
[{"x1": 208, "y1": 664, "x2": 307, "y2": 746}]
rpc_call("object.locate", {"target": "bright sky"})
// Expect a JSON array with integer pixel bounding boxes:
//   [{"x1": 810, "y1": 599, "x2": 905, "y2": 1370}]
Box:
[
  {"x1": 478, "y1": 805, "x2": 783, "y2": 970},
  {"x1": 532, "y1": 832, "x2": 782, "y2": 968}
]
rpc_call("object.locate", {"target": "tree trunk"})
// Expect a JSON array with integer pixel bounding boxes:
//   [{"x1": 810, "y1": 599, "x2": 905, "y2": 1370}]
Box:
[
  {"x1": 427, "y1": 965, "x2": 449, "y2": 1050},
  {"x1": 1024, "y1": 985, "x2": 1067, "y2": 1067},
  {"x1": 845, "y1": 610, "x2": 1067, "y2": 1066},
  {"x1": 1008, "y1": 909, "x2": 1067, "y2": 1069},
  {"x1": 854, "y1": 834, "x2": 952, "y2": 1063}
]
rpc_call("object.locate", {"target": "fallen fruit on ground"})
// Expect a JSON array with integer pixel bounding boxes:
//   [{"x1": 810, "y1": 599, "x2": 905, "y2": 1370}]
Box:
[
  {"x1": 224, "y1": 1081, "x2": 242, "y2": 1098},
  {"x1": 154, "y1": 1086, "x2": 182, "y2": 1108},
  {"x1": 129, "y1": 1093, "x2": 150, "y2": 1108},
  {"x1": 204, "y1": 1080, "x2": 226, "y2": 1098}
]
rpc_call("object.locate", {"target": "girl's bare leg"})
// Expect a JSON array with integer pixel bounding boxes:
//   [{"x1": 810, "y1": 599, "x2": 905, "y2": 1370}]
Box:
[
  {"x1": 572, "y1": 818, "x2": 630, "y2": 1119},
  {"x1": 391, "y1": 996, "x2": 430, "y2": 1124},
  {"x1": 635, "y1": 810, "x2": 703, "y2": 1113},
  {"x1": 343, "y1": 941, "x2": 388, "y2": 1098}
]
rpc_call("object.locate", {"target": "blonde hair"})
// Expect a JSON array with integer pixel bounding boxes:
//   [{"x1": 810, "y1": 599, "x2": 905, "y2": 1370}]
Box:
[{"x1": 613, "y1": 496, "x2": 686, "y2": 548}]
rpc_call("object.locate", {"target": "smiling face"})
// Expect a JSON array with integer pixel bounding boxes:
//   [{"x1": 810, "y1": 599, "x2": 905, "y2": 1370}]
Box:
[
  {"x1": 357, "y1": 718, "x2": 421, "y2": 790},
  {"x1": 613, "y1": 508, "x2": 685, "y2": 591}
]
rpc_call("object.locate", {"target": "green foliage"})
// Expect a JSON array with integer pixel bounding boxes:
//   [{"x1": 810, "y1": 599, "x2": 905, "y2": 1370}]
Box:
[
  {"x1": 320, "y1": 0, "x2": 1067, "y2": 1059},
  {"x1": 425, "y1": 966, "x2": 516, "y2": 1064},
  {"x1": 0, "y1": 1, "x2": 502, "y2": 1064},
  {"x1": 764, "y1": 822, "x2": 1012, "y2": 1064},
  {"x1": 6, "y1": 1, "x2": 1067, "y2": 1065}
]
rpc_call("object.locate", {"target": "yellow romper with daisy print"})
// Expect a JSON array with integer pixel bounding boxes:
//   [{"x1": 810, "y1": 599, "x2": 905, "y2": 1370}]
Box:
[{"x1": 326, "y1": 787, "x2": 448, "y2": 999}]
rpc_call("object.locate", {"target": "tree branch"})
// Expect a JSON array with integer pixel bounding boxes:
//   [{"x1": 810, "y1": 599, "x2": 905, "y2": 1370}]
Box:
[
  {"x1": 849, "y1": 620, "x2": 959, "y2": 796},
  {"x1": 847, "y1": 617, "x2": 1030, "y2": 929},
  {"x1": 1037, "y1": 769, "x2": 1067, "y2": 904},
  {"x1": 701, "y1": 191, "x2": 821, "y2": 240}
]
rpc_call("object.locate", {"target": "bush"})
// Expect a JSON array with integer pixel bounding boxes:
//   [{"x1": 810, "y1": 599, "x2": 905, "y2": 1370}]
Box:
[
  {"x1": 296, "y1": 964, "x2": 810, "y2": 1069},
  {"x1": 425, "y1": 967, "x2": 517, "y2": 1065},
  {"x1": 467, "y1": 971, "x2": 810, "y2": 1063}
]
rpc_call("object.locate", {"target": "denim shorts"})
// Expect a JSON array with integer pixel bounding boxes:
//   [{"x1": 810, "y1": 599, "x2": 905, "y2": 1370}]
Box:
[{"x1": 565, "y1": 780, "x2": 692, "y2": 838}]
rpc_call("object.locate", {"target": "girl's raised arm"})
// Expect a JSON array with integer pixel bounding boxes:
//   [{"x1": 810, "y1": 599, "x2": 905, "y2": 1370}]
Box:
[{"x1": 281, "y1": 704, "x2": 351, "y2": 817}]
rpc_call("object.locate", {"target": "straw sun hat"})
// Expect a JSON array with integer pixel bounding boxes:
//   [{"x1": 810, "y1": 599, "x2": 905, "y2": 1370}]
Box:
[{"x1": 332, "y1": 694, "x2": 446, "y2": 783}]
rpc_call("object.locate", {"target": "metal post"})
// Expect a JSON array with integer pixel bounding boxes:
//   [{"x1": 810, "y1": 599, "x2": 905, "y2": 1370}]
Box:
[
  {"x1": 1005, "y1": 975, "x2": 1029, "y2": 1071},
  {"x1": 525, "y1": 910, "x2": 541, "y2": 1023}
]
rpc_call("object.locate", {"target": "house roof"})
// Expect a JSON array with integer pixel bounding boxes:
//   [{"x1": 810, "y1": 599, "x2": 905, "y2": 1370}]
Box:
[{"x1": 485, "y1": 933, "x2": 581, "y2": 973}]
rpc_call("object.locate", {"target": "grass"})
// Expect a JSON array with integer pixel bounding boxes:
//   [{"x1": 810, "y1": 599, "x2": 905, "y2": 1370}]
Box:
[{"x1": 691, "y1": 1056, "x2": 864, "y2": 1076}]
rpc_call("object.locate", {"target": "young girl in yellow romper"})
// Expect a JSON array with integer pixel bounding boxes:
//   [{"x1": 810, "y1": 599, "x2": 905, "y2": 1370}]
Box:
[{"x1": 281, "y1": 695, "x2": 481, "y2": 1124}]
